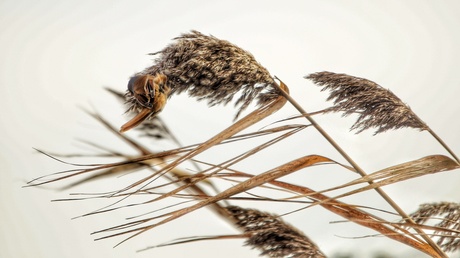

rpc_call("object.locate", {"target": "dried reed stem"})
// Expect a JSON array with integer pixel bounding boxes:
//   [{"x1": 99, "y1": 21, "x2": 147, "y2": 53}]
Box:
[{"x1": 426, "y1": 129, "x2": 460, "y2": 165}]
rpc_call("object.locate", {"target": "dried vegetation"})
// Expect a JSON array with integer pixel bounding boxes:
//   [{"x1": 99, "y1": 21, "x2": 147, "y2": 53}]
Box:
[{"x1": 28, "y1": 31, "x2": 460, "y2": 257}]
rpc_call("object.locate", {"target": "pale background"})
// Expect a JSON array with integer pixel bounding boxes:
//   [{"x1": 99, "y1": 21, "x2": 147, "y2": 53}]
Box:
[{"x1": 1, "y1": 1, "x2": 459, "y2": 257}]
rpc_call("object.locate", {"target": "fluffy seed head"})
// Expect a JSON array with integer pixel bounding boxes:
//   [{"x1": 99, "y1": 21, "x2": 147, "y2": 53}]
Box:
[
  {"x1": 226, "y1": 206, "x2": 326, "y2": 258},
  {"x1": 306, "y1": 71, "x2": 428, "y2": 135},
  {"x1": 122, "y1": 30, "x2": 278, "y2": 132}
]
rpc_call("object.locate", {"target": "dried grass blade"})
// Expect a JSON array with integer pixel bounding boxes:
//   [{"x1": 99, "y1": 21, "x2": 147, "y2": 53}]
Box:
[
  {"x1": 94, "y1": 155, "x2": 331, "y2": 245},
  {"x1": 85, "y1": 110, "x2": 151, "y2": 155},
  {"x1": 140, "y1": 118, "x2": 306, "y2": 205},
  {"x1": 58, "y1": 163, "x2": 146, "y2": 190},
  {"x1": 138, "y1": 234, "x2": 247, "y2": 252},
  {"x1": 103, "y1": 87, "x2": 288, "y2": 198},
  {"x1": 320, "y1": 155, "x2": 459, "y2": 200},
  {"x1": 26, "y1": 148, "x2": 186, "y2": 187}
]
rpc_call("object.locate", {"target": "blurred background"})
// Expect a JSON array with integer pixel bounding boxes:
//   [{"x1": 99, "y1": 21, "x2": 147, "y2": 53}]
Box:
[{"x1": 1, "y1": 1, "x2": 459, "y2": 257}]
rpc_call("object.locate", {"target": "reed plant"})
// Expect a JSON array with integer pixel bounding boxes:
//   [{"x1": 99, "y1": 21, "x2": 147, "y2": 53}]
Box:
[{"x1": 28, "y1": 31, "x2": 459, "y2": 257}]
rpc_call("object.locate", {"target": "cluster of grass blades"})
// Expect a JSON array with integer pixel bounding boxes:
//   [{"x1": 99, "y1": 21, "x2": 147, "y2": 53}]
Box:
[{"x1": 27, "y1": 31, "x2": 459, "y2": 257}]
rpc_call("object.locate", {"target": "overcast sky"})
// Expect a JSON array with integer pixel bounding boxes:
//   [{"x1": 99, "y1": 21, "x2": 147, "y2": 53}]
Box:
[{"x1": 1, "y1": 1, "x2": 460, "y2": 257}]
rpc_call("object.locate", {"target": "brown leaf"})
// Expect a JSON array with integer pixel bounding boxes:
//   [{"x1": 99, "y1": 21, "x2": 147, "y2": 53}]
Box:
[
  {"x1": 319, "y1": 155, "x2": 459, "y2": 200},
  {"x1": 226, "y1": 205, "x2": 326, "y2": 257}
]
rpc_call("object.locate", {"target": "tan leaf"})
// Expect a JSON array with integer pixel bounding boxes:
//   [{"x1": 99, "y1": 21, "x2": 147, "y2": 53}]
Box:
[{"x1": 322, "y1": 155, "x2": 459, "y2": 200}]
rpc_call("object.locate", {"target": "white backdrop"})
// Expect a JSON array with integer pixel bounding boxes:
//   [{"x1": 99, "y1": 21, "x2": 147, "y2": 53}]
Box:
[{"x1": 1, "y1": 1, "x2": 460, "y2": 257}]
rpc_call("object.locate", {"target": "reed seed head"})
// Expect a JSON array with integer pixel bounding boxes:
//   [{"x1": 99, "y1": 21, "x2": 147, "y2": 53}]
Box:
[
  {"x1": 408, "y1": 202, "x2": 460, "y2": 253},
  {"x1": 226, "y1": 206, "x2": 326, "y2": 258},
  {"x1": 122, "y1": 30, "x2": 278, "y2": 132},
  {"x1": 306, "y1": 71, "x2": 428, "y2": 135}
]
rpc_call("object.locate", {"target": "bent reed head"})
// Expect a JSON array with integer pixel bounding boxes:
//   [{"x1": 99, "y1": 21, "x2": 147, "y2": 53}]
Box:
[{"x1": 120, "y1": 30, "x2": 278, "y2": 132}]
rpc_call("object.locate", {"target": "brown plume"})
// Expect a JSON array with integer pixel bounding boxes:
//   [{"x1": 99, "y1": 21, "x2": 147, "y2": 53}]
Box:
[
  {"x1": 226, "y1": 206, "x2": 326, "y2": 258},
  {"x1": 306, "y1": 71, "x2": 428, "y2": 135}
]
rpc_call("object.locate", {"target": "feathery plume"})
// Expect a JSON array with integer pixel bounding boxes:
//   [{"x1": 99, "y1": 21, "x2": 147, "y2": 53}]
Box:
[
  {"x1": 408, "y1": 202, "x2": 460, "y2": 253},
  {"x1": 226, "y1": 206, "x2": 326, "y2": 258},
  {"x1": 306, "y1": 71, "x2": 428, "y2": 135},
  {"x1": 122, "y1": 30, "x2": 278, "y2": 132}
]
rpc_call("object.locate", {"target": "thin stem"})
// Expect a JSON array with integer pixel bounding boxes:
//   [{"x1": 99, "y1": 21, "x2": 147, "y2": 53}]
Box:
[
  {"x1": 427, "y1": 128, "x2": 460, "y2": 164},
  {"x1": 410, "y1": 110, "x2": 460, "y2": 165},
  {"x1": 272, "y1": 79, "x2": 447, "y2": 258}
]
